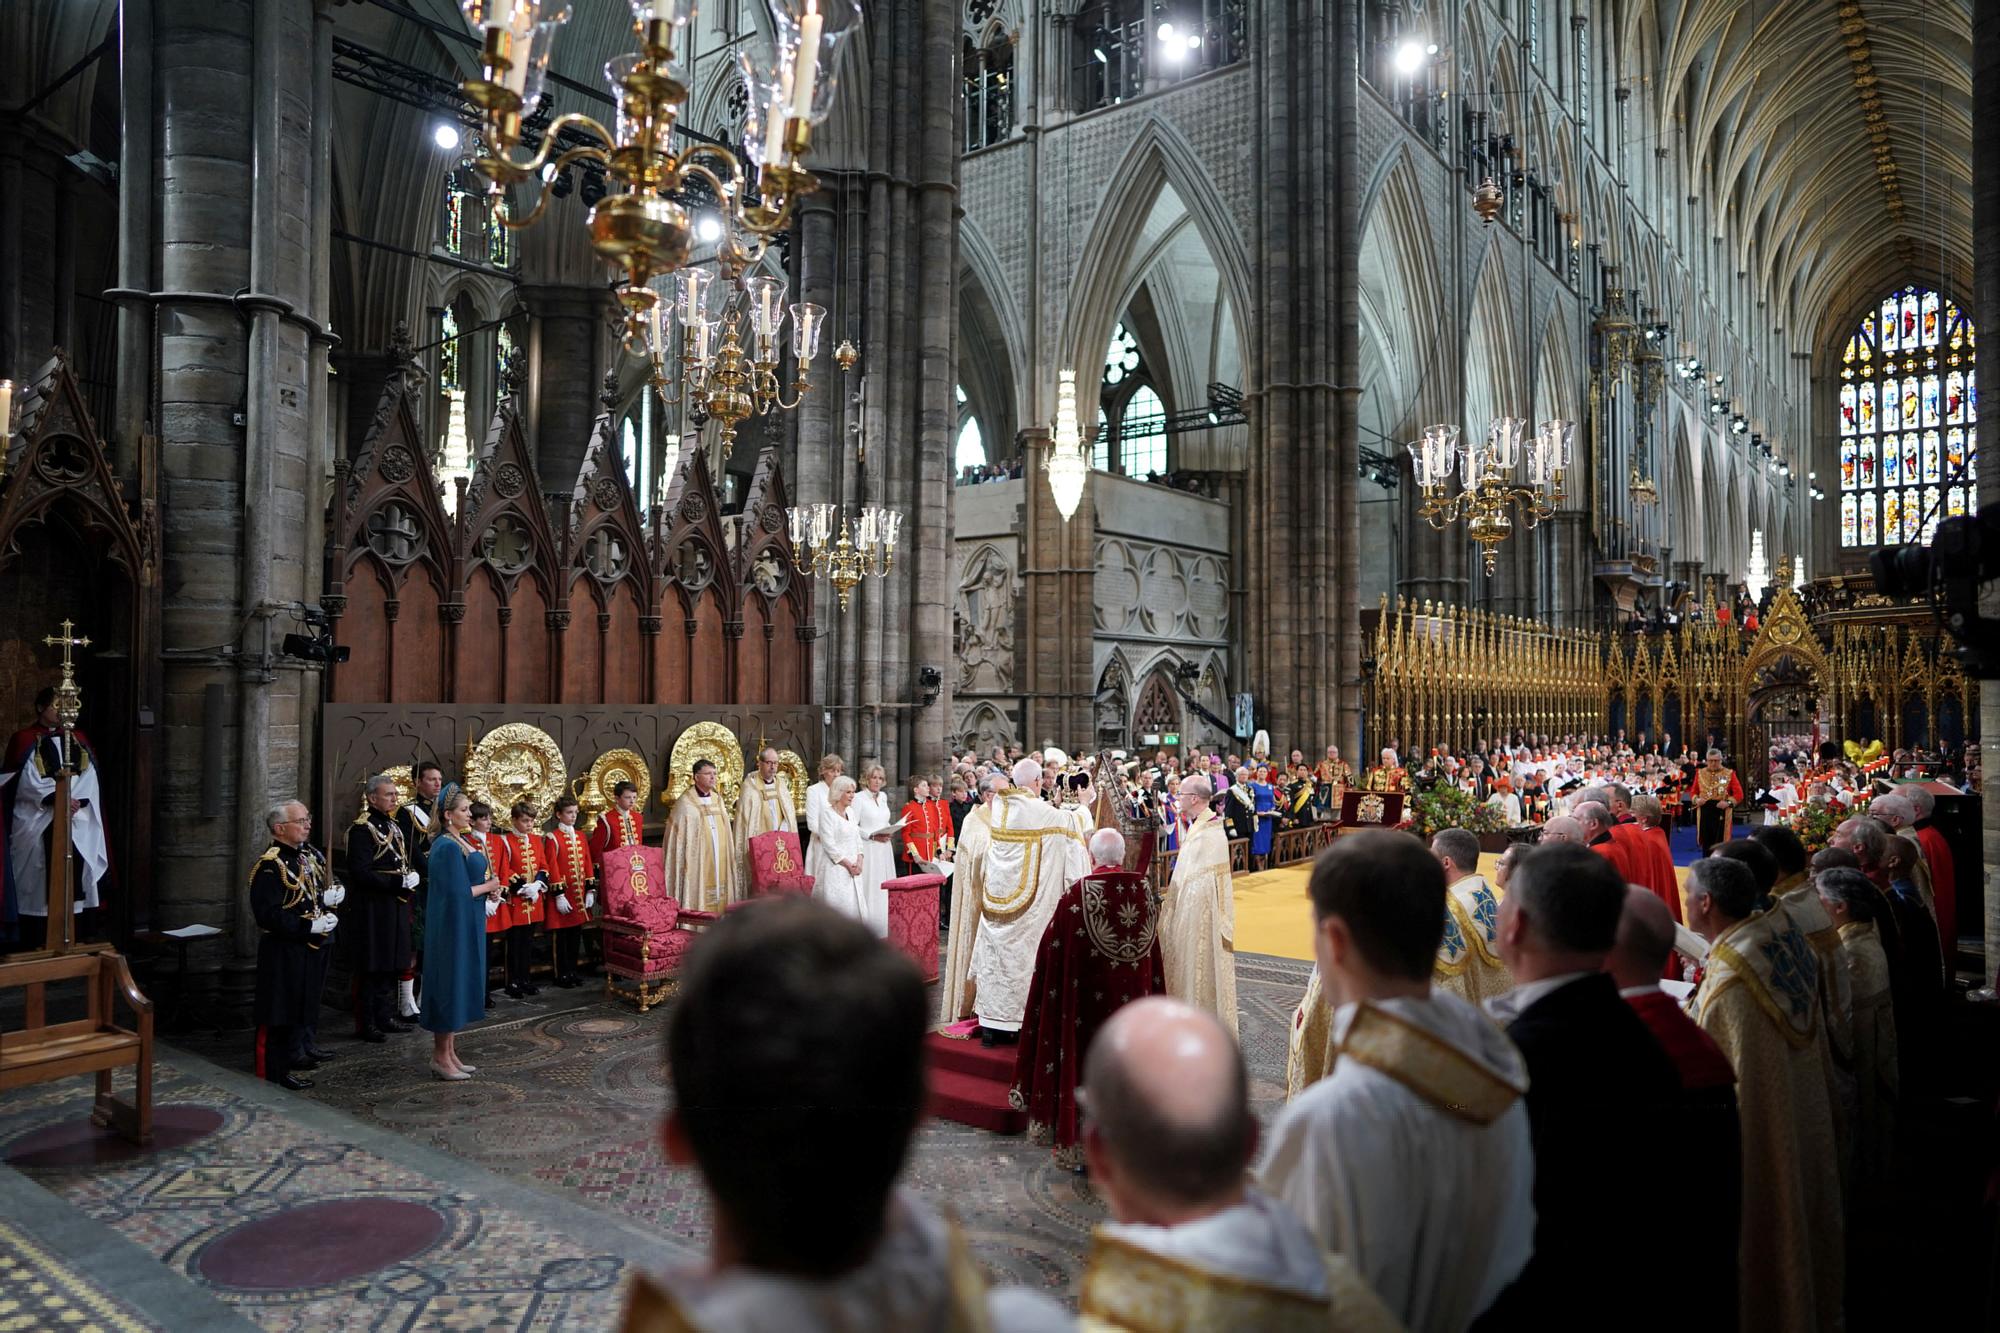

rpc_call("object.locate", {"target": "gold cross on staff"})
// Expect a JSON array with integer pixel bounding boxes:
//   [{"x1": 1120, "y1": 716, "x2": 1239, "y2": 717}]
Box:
[{"x1": 43, "y1": 618, "x2": 91, "y2": 671}]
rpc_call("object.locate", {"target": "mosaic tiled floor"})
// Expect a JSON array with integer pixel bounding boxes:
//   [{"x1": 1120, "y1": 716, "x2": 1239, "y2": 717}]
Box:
[{"x1": 0, "y1": 953, "x2": 1310, "y2": 1325}]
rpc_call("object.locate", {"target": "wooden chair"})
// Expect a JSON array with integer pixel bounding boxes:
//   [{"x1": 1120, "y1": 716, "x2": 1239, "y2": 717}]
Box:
[{"x1": 0, "y1": 949, "x2": 154, "y2": 1145}]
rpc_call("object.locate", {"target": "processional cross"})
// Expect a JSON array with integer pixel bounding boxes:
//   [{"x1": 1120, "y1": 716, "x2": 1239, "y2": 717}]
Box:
[{"x1": 40, "y1": 619, "x2": 91, "y2": 953}]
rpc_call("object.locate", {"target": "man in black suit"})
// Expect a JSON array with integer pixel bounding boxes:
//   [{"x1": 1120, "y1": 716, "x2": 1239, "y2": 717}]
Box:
[{"x1": 1478, "y1": 842, "x2": 1681, "y2": 1331}]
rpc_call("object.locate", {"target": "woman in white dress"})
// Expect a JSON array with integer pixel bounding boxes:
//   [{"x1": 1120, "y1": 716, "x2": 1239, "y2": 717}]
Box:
[
  {"x1": 803, "y1": 753, "x2": 843, "y2": 857},
  {"x1": 806, "y1": 776, "x2": 876, "y2": 932},
  {"x1": 851, "y1": 763, "x2": 896, "y2": 936}
]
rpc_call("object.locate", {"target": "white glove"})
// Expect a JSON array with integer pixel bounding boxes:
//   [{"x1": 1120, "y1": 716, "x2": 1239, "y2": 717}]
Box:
[
  {"x1": 555, "y1": 894, "x2": 575, "y2": 916},
  {"x1": 402, "y1": 870, "x2": 421, "y2": 890},
  {"x1": 311, "y1": 914, "x2": 338, "y2": 935},
  {"x1": 523, "y1": 884, "x2": 541, "y2": 902},
  {"x1": 584, "y1": 891, "x2": 596, "y2": 911},
  {"x1": 485, "y1": 899, "x2": 500, "y2": 918},
  {"x1": 322, "y1": 884, "x2": 346, "y2": 907}
]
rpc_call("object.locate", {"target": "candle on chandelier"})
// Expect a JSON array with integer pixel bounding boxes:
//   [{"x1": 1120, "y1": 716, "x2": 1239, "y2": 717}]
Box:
[{"x1": 790, "y1": 0, "x2": 823, "y2": 119}]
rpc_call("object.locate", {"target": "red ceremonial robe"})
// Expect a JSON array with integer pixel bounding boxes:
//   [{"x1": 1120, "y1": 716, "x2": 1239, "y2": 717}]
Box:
[
  {"x1": 1914, "y1": 824, "x2": 1955, "y2": 957},
  {"x1": 1008, "y1": 865, "x2": 1164, "y2": 1166},
  {"x1": 544, "y1": 824, "x2": 595, "y2": 930},
  {"x1": 589, "y1": 807, "x2": 644, "y2": 860}
]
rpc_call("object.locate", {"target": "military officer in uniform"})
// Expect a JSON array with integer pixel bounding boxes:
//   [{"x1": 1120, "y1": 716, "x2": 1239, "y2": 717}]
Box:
[
  {"x1": 253, "y1": 800, "x2": 341, "y2": 1090},
  {"x1": 393, "y1": 761, "x2": 445, "y2": 1021},
  {"x1": 346, "y1": 774, "x2": 418, "y2": 1041}
]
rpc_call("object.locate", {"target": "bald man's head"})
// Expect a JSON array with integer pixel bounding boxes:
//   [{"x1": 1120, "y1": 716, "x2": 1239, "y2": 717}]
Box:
[
  {"x1": 1607, "y1": 886, "x2": 1678, "y2": 990},
  {"x1": 1082, "y1": 997, "x2": 1253, "y2": 1215},
  {"x1": 1571, "y1": 785, "x2": 1612, "y2": 810},
  {"x1": 1540, "y1": 815, "x2": 1584, "y2": 845}
]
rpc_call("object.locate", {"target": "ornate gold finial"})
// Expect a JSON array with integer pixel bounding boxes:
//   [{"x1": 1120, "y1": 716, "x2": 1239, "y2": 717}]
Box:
[{"x1": 42, "y1": 619, "x2": 90, "y2": 729}]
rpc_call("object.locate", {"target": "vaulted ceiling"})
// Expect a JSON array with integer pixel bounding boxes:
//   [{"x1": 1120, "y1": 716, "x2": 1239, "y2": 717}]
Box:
[{"x1": 1641, "y1": 0, "x2": 1972, "y2": 346}]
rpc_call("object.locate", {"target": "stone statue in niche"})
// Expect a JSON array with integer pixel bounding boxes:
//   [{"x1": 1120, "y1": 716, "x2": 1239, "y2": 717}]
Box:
[
  {"x1": 749, "y1": 549, "x2": 787, "y2": 598},
  {"x1": 955, "y1": 545, "x2": 1015, "y2": 692}
]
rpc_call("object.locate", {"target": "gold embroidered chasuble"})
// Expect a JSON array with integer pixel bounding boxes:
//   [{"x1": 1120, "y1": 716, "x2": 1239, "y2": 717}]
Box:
[
  {"x1": 1692, "y1": 907, "x2": 1845, "y2": 1333},
  {"x1": 665, "y1": 790, "x2": 740, "y2": 913},
  {"x1": 1159, "y1": 809, "x2": 1237, "y2": 1037}
]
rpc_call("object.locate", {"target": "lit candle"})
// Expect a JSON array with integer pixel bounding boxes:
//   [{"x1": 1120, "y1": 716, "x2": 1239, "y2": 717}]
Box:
[
  {"x1": 790, "y1": 0, "x2": 822, "y2": 119},
  {"x1": 501, "y1": 5, "x2": 534, "y2": 97},
  {"x1": 760, "y1": 88, "x2": 789, "y2": 167},
  {"x1": 0, "y1": 380, "x2": 13, "y2": 439}
]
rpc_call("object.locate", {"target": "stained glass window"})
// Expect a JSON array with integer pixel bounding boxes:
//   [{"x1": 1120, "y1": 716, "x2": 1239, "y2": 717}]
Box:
[
  {"x1": 1837, "y1": 284, "x2": 1977, "y2": 548},
  {"x1": 1094, "y1": 406, "x2": 1111, "y2": 471},
  {"x1": 445, "y1": 188, "x2": 465, "y2": 256},
  {"x1": 486, "y1": 199, "x2": 512, "y2": 267}
]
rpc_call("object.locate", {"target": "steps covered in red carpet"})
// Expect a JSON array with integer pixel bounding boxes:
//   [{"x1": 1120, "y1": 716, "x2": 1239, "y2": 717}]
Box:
[{"x1": 924, "y1": 1032, "x2": 1027, "y2": 1134}]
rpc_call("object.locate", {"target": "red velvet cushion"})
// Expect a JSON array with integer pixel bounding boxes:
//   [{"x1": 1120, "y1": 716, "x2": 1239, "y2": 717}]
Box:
[
  {"x1": 747, "y1": 831, "x2": 813, "y2": 896},
  {"x1": 600, "y1": 845, "x2": 679, "y2": 932}
]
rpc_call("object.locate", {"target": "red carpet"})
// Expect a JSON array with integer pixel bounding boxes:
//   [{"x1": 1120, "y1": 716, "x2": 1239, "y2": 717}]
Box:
[{"x1": 924, "y1": 1032, "x2": 1027, "y2": 1134}]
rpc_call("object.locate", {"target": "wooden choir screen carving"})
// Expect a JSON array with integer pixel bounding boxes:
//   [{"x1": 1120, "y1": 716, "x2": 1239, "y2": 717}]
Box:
[
  {"x1": 0, "y1": 350, "x2": 161, "y2": 937},
  {"x1": 324, "y1": 365, "x2": 814, "y2": 707}
]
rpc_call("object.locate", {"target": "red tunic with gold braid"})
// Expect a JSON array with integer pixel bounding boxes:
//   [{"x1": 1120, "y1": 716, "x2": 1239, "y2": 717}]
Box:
[
  {"x1": 589, "y1": 807, "x2": 644, "y2": 859},
  {"x1": 491, "y1": 831, "x2": 549, "y2": 930},
  {"x1": 544, "y1": 823, "x2": 595, "y2": 930}
]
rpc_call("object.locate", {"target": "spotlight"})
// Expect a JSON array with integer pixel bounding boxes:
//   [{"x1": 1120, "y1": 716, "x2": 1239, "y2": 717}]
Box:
[
  {"x1": 579, "y1": 172, "x2": 606, "y2": 207},
  {"x1": 1093, "y1": 46, "x2": 1108, "y2": 62},
  {"x1": 695, "y1": 212, "x2": 724, "y2": 244},
  {"x1": 1157, "y1": 21, "x2": 1175, "y2": 40},
  {"x1": 433, "y1": 122, "x2": 461, "y2": 151},
  {"x1": 1186, "y1": 33, "x2": 1201, "y2": 50},
  {"x1": 1394, "y1": 39, "x2": 1427, "y2": 76}
]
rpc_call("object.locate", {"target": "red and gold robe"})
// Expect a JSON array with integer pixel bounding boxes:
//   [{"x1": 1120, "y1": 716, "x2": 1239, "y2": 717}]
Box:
[
  {"x1": 589, "y1": 806, "x2": 644, "y2": 860},
  {"x1": 544, "y1": 823, "x2": 595, "y2": 930},
  {"x1": 489, "y1": 831, "x2": 549, "y2": 931}
]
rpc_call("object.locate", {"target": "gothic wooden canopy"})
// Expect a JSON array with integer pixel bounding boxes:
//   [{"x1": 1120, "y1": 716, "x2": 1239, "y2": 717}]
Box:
[{"x1": 324, "y1": 353, "x2": 813, "y2": 708}]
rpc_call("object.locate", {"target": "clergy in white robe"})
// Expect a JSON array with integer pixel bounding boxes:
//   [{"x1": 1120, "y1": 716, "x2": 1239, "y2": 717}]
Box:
[
  {"x1": 937, "y1": 775, "x2": 1000, "y2": 1026},
  {"x1": 1261, "y1": 831, "x2": 1535, "y2": 1333},
  {"x1": 5, "y1": 727, "x2": 109, "y2": 916},
  {"x1": 664, "y1": 761, "x2": 740, "y2": 913},
  {"x1": 967, "y1": 759, "x2": 1094, "y2": 1034},
  {"x1": 1158, "y1": 776, "x2": 1237, "y2": 1036},
  {"x1": 805, "y1": 777, "x2": 881, "y2": 934},
  {"x1": 735, "y1": 747, "x2": 799, "y2": 887}
]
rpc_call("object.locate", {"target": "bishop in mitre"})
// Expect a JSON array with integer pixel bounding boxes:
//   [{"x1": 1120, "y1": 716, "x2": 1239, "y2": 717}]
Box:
[
  {"x1": 666, "y1": 759, "x2": 740, "y2": 912},
  {"x1": 1159, "y1": 774, "x2": 1237, "y2": 1037},
  {"x1": 735, "y1": 746, "x2": 799, "y2": 886},
  {"x1": 966, "y1": 758, "x2": 1095, "y2": 1044},
  {"x1": 939, "y1": 772, "x2": 1002, "y2": 1027}
]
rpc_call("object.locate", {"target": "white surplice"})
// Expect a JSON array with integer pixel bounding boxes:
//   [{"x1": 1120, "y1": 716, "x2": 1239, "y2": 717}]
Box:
[
  {"x1": 805, "y1": 806, "x2": 882, "y2": 934},
  {"x1": 1260, "y1": 990, "x2": 1536, "y2": 1333},
  {"x1": 5, "y1": 740, "x2": 108, "y2": 914},
  {"x1": 968, "y1": 787, "x2": 1092, "y2": 1031}
]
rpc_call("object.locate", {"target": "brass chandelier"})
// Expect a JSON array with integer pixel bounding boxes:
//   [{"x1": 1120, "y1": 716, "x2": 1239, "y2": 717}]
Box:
[
  {"x1": 1409, "y1": 417, "x2": 1572, "y2": 573},
  {"x1": 457, "y1": 0, "x2": 859, "y2": 357},
  {"x1": 786, "y1": 502, "x2": 900, "y2": 608}
]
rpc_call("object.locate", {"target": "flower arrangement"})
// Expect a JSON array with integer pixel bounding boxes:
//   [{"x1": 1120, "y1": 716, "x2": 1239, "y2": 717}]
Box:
[
  {"x1": 1786, "y1": 798, "x2": 1847, "y2": 855},
  {"x1": 1410, "y1": 784, "x2": 1506, "y2": 839}
]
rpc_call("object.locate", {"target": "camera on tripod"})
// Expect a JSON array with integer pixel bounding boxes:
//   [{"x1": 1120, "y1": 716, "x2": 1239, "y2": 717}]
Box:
[{"x1": 1869, "y1": 509, "x2": 2000, "y2": 677}]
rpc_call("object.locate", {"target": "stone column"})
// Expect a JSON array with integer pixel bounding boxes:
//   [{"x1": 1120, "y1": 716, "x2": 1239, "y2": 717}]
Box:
[
  {"x1": 1020, "y1": 430, "x2": 1096, "y2": 747},
  {"x1": 801, "y1": 0, "x2": 957, "y2": 778},
  {"x1": 1247, "y1": 0, "x2": 1363, "y2": 754},
  {"x1": 134, "y1": 0, "x2": 323, "y2": 1001},
  {"x1": 520, "y1": 284, "x2": 612, "y2": 490},
  {"x1": 1972, "y1": 0, "x2": 1998, "y2": 990}
]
